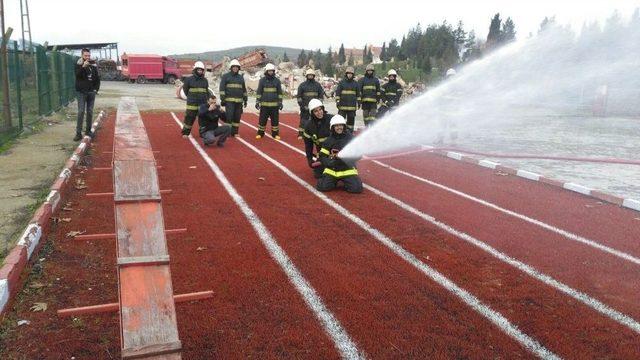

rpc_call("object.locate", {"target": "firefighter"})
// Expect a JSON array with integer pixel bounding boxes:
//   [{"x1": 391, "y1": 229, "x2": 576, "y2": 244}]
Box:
[
  {"x1": 378, "y1": 69, "x2": 403, "y2": 118},
  {"x1": 255, "y1": 63, "x2": 283, "y2": 139},
  {"x1": 219, "y1": 59, "x2": 247, "y2": 137},
  {"x1": 303, "y1": 98, "x2": 332, "y2": 178},
  {"x1": 296, "y1": 68, "x2": 325, "y2": 139},
  {"x1": 181, "y1": 61, "x2": 209, "y2": 137},
  {"x1": 358, "y1": 64, "x2": 381, "y2": 127},
  {"x1": 316, "y1": 114, "x2": 363, "y2": 193},
  {"x1": 335, "y1": 67, "x2": 360, "y2": 131},
  {"x1": 198, "y1": 93, "x2": 232, "y2": 147}
]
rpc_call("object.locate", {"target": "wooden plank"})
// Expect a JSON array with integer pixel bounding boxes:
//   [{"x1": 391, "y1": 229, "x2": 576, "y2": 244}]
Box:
[
  {"x1": 117, "y1": 255, "x2": 171, "y2": 267},
  {"x1": 119, "y1": 266, "x2": 180, "y2": 355},
  {"x1": 121, "y1": 341, "x2": 182, "y2": 359},
  {"x1": 113, "y1": 161, "x2": 161, "y2": 202}
]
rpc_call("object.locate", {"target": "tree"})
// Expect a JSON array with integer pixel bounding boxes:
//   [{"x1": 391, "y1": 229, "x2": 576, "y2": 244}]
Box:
[
  {"x1": 501, "y1": 17, "x2": 516, "y2": 43},
  {"x1": 347, "y1": 50, "x2": 354, "y2": 66},
  {"x1": 380, "y1": 42, "x2": 387, "y2": 62},
  {"x1": 313, "y1": 49, "x2": 323, "y2": 68},
  {"x1": 387, "y1": 38, "x2": 399, "y2": 60},
  {"x1": 362, "y1": 44, "x2": 368, "y2": 64},
  {"x1": 538, "y1": 16, "x2": 556, "y2": 34},
  {"x1": 283, "y1": 52, "x2": 290, "y2": 62},
  {"x1": 462, "y1": 30, "x2": 482, "y2": 62},
  {"x1": 486, "y1": 13, "x2": 502, "y2": 48},
  {"x1": 365, "y1": 47, "x2": 373, "y2": 63},
  {"x1": 297, "y1": 49, "x2": 307, "y2": 67},
  {"x1": 322, "y1": 46, "x2": 334, "y2": 76},
  {"x1": 338, "y1": 43, "x2": 346, "y2": 64}
]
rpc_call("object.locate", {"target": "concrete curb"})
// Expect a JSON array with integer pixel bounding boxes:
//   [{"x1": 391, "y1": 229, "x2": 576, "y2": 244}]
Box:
[
  {"x1": 428, "y1": 147, "x2": 639, "y2": 213},
  {"x1": 0, "y1": 110, "x2": 106, "y2": 317}
]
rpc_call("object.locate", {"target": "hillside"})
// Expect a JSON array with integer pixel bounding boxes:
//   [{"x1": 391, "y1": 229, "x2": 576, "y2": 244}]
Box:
[{"x1": 171, "y1": 45, "x2": 304, "y2": 62}]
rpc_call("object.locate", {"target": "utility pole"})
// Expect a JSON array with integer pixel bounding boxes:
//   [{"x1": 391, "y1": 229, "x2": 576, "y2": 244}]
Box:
[
  {"x1": 20, "y1": 0, "x2": 33, "y2": 55},
  {"x1": 0, "y1": 0, "x2": 12, "y2": 130}
]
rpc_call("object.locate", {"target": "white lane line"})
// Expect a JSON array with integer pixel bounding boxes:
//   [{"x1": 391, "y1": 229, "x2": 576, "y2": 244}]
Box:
[
  {"x1": 170, "y1": 113, "x2": 365, "y2": 359},
  {"x1": 278, "y1": 118, "x2": 640, "y2": 267},
  {"x1": 241, "y1": 118, "x2": 640, "y2": 335},
  {"x1": 234, "y1": 118, "x2": 559, "y2": 359}
]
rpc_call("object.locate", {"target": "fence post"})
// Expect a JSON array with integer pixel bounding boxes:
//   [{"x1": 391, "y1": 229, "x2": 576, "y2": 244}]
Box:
[
  {"x1": 12, "y1": 40, "x2": 22, "y2": 130},
  {"x1": 0, "y1": 27, "x2": 12, "y2": 130}
]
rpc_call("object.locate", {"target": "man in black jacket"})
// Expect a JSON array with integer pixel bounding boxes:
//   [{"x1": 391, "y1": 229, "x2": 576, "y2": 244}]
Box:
[
  {"x1": 74, "y1": 48, "x2": 100, "y2": 141},
  {"x1": 303, "y1": 98, "x2": 332, "y2": 178},
  {"x1": 181, "y1": 61, "x2": 209, "y2": 136},
  {"x1": 296, "y1": 69, "x2": 325, "y2": 139},
  {"x1": 219, "y1": 59, "x2": 247, "y2": 137},
  {"x1": 198, "y1": 94, "x2": 231, "y2": 147},
  {"x1": 255, "y1": 63, "x2": 283, "y2": 139},
  {"x1": 316, "y1": 115, "x2": 362, "y2": 193},
  {"x1": 335, "y1": 67, "x2": 360, "y2": 131}
]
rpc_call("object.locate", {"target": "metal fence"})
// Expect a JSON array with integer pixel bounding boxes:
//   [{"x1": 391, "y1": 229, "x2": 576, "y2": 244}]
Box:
[{"x1": 0, "y1": 41, "x2": 77, "y2": 146}]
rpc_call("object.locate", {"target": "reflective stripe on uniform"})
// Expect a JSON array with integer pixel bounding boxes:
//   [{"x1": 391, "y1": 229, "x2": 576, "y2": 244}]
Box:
[
  {"x1": 303, "y1": 92, "x2": 319, "y2": 97},
  {"x1": 341, "y1": 90, "x2": 356, "y2": 95},
  {"x1": 362, "y1": 85, "x2": 376, "y2": 90},
  {"x1": 323, "y1": 168, "x2": 358, "y2": 178},
  {"x1": 186, "y1": 104, "x2": 199, "y2": 110},
  {"x1": 263, "y1": 88, "x2": 277, "y2": 92},
  {"x1": 362, "y1": 97, "x2": 377, "y2": 102},
  {"x1": 320, "y1": 148, "x2": 330, "y2": 155},
  {"x1": 189, "y1": 88, "x2": 208, "y2": 93},
  {"x1": 231, "y1": 123, "x2": 240, "y2": 127},
  {"x1": 385, "y1": 92, "x2": 396, "y2": 96},
  {"x1": 183, "y1": 124, "x2": 192, "y2": 129},
  {"x1": 261, "y1": 101, "x2": 279, "y2": 107},
  {"x1": 219, "y1": 91, "x2": 226, "y2": 95},
  {"x1": 225, "y1": 97, "x2": 244, "y2": 103},
  {"x1": 364, "y1": 116, "x2": 376, "y2": 120},
  {"x1": 338, "y1": 106, "x2": 357, "y2": 111},
  {"x1": 226, "y1": 83, "x2": 243, "y2": 89}
]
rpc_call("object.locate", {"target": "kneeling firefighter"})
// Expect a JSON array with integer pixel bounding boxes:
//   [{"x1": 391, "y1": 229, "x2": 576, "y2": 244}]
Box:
[
  {"x1": 316, "y1": 115, "x2": 363, "y2": 193},
  {"x1": 303, "y1": 98, "x2": 332, "y2": 178}
]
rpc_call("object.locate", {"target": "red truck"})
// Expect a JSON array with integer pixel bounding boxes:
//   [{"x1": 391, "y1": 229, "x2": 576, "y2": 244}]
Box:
[{"x1": 120, "y1": 53, "x2": 182, "y2": 84}]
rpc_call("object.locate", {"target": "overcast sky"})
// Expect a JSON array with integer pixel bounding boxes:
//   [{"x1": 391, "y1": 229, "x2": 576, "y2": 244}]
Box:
[{"x1": 3, "y1": 0, "x2": 639, "y2": 55}]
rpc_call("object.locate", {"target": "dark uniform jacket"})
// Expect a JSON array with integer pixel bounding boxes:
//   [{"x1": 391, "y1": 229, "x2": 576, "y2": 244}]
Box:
[
  {"x1": 336, "y1": 77, "x2": 360, "y2": 111},
  {"x1": 256, "y1": 75, "x2": 283, "y2": 107},
  {"x1": 303, "y1": 112, "x2": 332, "y2": 161},
  {"x1": 296, "y1": 80, "x2": 325, "y2": 109},
  {"x1": 183, "y1": 70, "x2": 209, "y2": 110},
  {"x1": 381, "y1": 80, "x2": 403, "y2": 107},
  {"x1": 198, "y1": 104, "x2": 227, "y2": 136},
  {"x1": 358, "y1": 74, "x2": 381, "y2": 105},
  {"x1": 75, "y1": 60, "x2": 101, "y2": 93},
  {"x1": 220, "y1": 71, "x2": 247, "y2": 105},
  {"x1": 319, "y1": 131, "x2": 358, "y2": 178}
]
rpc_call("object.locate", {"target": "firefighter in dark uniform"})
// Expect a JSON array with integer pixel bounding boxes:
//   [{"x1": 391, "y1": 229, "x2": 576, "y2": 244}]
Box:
[
  {"x1": 335, "y1": 67, "x2": 360, "y2": 131},
  {"x1": 378, "y1": 69, "x2": 403, "y2": 118},
  {"x1": 358, "y1": 64, "x2": 381, "y2": 127},
  {"x1": 316, "y1": 114, "x2": 363, "y2": 193},
  {"x1": 296, "y1": 68, "x2": 325, "y2": 139},
  {"x1": 303, "y1": 98, "x2": 332, "y2": 178},
  {"x1": 255, "y1": 63, "x2": 283, "y2": 139},
  {"x1": 219, "y1": 59, "x2": 247, "y2": 137},
  {"x1": 181, "y1": 61, "x2": 209, "y2": 137}
]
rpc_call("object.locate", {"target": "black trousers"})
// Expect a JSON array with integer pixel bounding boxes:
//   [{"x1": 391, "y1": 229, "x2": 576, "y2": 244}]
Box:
[
  {"x1": 258, "y1": 107, "x2": 279, "y2": 136},
  {"x1": 76, "y1": 91, "x2": 96, "y2": 134},
  {"x1": 225, "y1": 102, "x2": 243, "y2": 135},
  {"x1": 316, "y1": 174, "x2": 363, "y2": 193},
  {"x1": 338, "y1": 110, "x2": 356, "y2": 131},
  {"x1": 182, "y1": 108, "x2": 199, "y2": 135},
  {"x1": 361, "y1": 103, "x2": 377, "y2": 127},
  {"x1": 298, "y1": 109, "x2": 310, "y2": 137}
]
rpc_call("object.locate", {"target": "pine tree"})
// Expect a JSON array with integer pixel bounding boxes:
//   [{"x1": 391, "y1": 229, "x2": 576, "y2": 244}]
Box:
[
  {"x1": 338, "y1": 43, "x2": 346, "y2": 64},
  {"x1": 388, "y1": 38, "x2": 399, "y2": 60},
  {"x1": 297, "y1": 49, "x2": 306, "y2": 67},
  {"x1": 487, "y1": 13, "x2": 502, "y2": 48},
  {"x1": 283, "y1": 52, "x2": 290, "y2": 62},
  {"x1": 347, "y1": 50, "x2": 354, "y2": 66},
  {"x1": 322, "y1": 46, "x2": 334, "y2": 77},
  {"x1": 362, "y1": 44, "x2": 368, "y2": 64},
  {"x1": 380, "y1": 42, "x2": 387, "y2": 61},
  {"x1": 501, "y1": 17, "x2": 516, "y2": 43}
]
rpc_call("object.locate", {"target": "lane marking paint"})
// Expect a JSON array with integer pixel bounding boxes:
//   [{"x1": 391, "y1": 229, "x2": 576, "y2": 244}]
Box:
[{"x1": 170, "y1": 113, "x2": 365, "y2": 359}]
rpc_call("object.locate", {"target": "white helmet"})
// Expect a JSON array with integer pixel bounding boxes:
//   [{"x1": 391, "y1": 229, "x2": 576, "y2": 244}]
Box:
[
  {"x1": 229, "y1": 59, "x2": 241, "y2": 68},
  {"x1": 446, "y1": 68, "x2": 457, "y2": 77},
  {"x1": 305, "y1": 68, "x2": 316, "y2": 77},
  {"x1": 264, "y1": 63, "x2": 276, "y2": 73},
  {"x1": 308, "y1": 98, "x2": 323, "y2": 112},
  {"x1": 387, "y1": 69, "x2": 397, "y2": 76},
  {"x1": 330, "y1": 114, "x2": 347, "y2": 128},
  {"x1": 193, "y1": 61, "x2": 205, "y2": 70}
]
